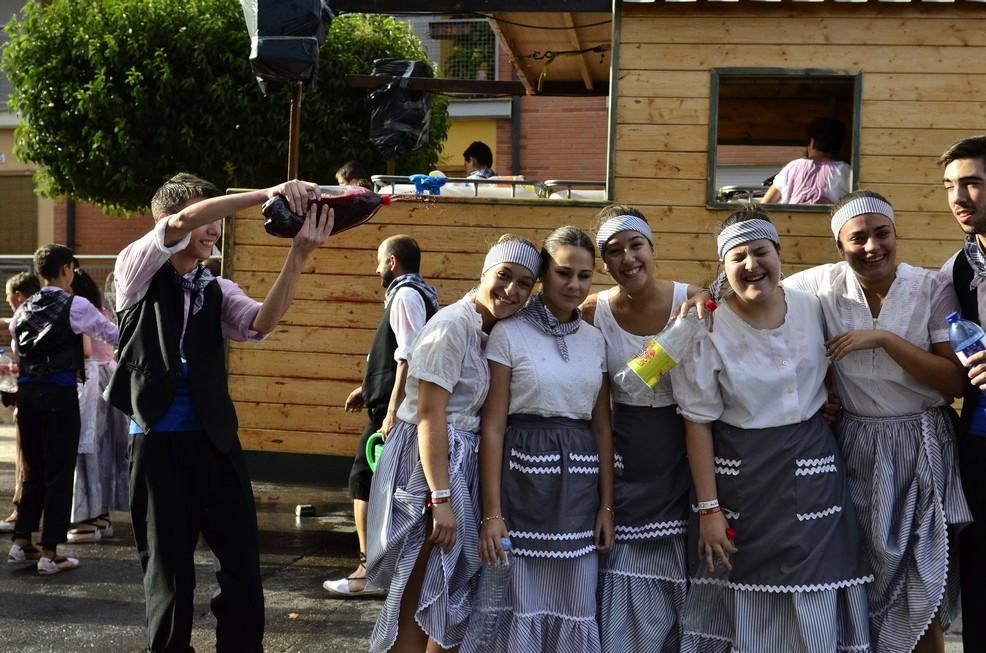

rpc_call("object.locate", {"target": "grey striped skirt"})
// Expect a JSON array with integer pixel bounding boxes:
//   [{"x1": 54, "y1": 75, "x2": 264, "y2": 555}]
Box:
[
  {"x1": 599, "y1": 403, "x2": 689, "y2": 653},
  {"x1": 365, "y1": 420, "x2": 481, "y2": 653},
  {"x1": 462, "y1": 414, "x2": 601, "y2": 653},
  {"x1": 838, "y1": 407, "x2": 973, "y2": 653}
]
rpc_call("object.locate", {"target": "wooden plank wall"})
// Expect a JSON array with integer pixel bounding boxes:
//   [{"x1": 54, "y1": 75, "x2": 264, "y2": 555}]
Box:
[
  {"x1": 616, "y1": 2, "x2": 986, "y2": 278},
  {"x1": 226, "y1": 200, "x2": 603, "y2": 457}
]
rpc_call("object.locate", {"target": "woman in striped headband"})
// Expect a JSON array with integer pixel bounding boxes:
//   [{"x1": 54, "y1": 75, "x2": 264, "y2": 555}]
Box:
[
  {"x1": 581, "y1": 205, "x2": 703, "y2": 653},
  {"x1": 365, "y1": 234, "x2": 542, "y2": 653},
  {"x1": 672, "y1": 207, "x2": 872, "y2": 653},
  {"x1": 466, "y1": 225, "x2": 613, "y2": 653},
  {"x1": 782, "y1": 190, "x2": 972, "y2": 653}
]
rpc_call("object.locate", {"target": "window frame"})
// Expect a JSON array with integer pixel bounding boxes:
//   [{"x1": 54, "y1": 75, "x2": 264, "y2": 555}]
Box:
[{"x1": 705, "y1": 67, "x2": 862, "y2": 212}]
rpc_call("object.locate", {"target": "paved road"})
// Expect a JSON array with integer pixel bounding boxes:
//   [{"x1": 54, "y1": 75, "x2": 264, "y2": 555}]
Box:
[{"x1": 0, "y1": 425, "x2": 965, "y2": 652}]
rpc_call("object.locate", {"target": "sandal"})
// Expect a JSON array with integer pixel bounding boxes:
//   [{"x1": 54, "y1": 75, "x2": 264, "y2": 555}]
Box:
[
  {"x1": 93, "y1": 515, "x2": 113, "y2": 538},
  {"x1": 67, "y1": 524, "x2": 101, "y2": 544},
  {"x1": 38, "y1": 556, "x2": 80, "y2": 575}
]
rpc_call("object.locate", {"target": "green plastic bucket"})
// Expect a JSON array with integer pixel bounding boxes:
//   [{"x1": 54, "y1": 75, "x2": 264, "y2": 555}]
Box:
[{"x1": 365, "y1": 431, "x2": 385, "y2": 472}]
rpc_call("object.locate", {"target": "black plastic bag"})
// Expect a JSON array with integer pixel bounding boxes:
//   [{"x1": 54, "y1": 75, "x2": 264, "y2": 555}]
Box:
[
  {"x1": 241, "y1": 0, "x2": 335, "y2": 95},
  {"x1": 368, "y1": 59, "x2": 433, "y2": 159}
]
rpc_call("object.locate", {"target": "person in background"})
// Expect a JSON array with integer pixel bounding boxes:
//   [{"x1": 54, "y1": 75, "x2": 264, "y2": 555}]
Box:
[
  {"x1": 336, "y1": 160, "x2": 373, "y2": 190},
  {"x1": 582, "y1": 206, "x2": 703, "y2": 652},
  {"x1": 65, "y1": 266, "x2": 130, "y2": 543},
  {"x1": 673, "y1": 208, "x2": 871, "y2": 652},
  {"x1": 365, "y1": 235, "x2": 540, "y2": 653},
  {"x1": 8, "y1": 244, "x2": 119, "y2": 575},
  {"x1": 463, "y1": 141, "x2": 496, "y2": 179},
  {"x1": 467, "y1": 226, "x2": 613, "y2": 653},
  {"x1": 0, "y1": 272, "x2": 41, "y2": 533},
  {"x1": 937, "y1": 134, "x2": 986, "y2": 653},
  {"x1": 760, "y1": 118, "x2": 851, "y2": 205},
  {"x1": 324, "y1": 235, "x2": 439, "y2": 598},
  {"x1": 105, "y1": 173, "x2": 334, "y2": 653}
]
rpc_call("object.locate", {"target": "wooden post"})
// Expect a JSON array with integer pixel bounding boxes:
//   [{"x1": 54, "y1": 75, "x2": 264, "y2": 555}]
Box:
[
  {"x1": 386, "y1": 159, "x2": 396, "y2": 176},
  {"x1": 287, "y1": 82, "x2": 303, "y2": 180}
]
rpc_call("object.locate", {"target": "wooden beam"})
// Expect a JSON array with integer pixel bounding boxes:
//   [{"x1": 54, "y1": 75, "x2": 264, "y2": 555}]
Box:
[
  {"x1": 332, "y1": 1, "x2": 611, "y2": 11},
  {"x1": 563, "y1": 12, "x2": 594, "y2": 92},
  {"x1": 487, "y1": 14, "x2": 537, "y2": 96},
  {"x1": 344, "y1": 74, "x2": 607, "y2": 97}
]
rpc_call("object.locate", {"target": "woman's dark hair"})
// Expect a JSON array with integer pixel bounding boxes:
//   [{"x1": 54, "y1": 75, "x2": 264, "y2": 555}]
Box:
[
  {"x1": 807, "y1": 118, "x2": 845, "y2": 156},
  {"x1": 71, "y1": 267, "x2": 103, "y2": 311},
  {"x1": 592, "y1": 204, "x2": 647, "y2": 236},
  {"x1": 540, "y1": 226, "x2": 595, "y2": 279},
  {"x1": 717, "y1": 206, "x2": 780, "y2": 253},
  {"x1": 335, "y1": 160, "x2": 372, "y2": 190}
]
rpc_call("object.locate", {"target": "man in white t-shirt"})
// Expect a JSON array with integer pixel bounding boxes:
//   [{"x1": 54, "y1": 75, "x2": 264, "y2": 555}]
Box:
[{"x1": 324, "y1": 235, "x2": 439, "y2": 597}]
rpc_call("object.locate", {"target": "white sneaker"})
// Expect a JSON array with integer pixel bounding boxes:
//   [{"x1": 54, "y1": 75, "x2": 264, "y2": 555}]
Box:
[
  {"x1": 0, "y1": 520, "x2": 13, "y2": 533},
  {"x1": 37, "y1": 556, "x2": 80, "y2": 575},
  {"x1": 8, "y1": 542, "x2": 41, "y2": 562}
]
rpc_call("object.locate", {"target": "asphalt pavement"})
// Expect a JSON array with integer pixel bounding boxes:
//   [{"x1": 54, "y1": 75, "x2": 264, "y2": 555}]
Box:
[{"x1": 0, "y1": 424, "x2": 966, "y2": 652}]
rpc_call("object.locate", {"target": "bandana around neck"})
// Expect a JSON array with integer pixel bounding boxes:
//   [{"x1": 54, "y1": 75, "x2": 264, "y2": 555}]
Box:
[
  {"x1": 518, "y1": 293, "x2": 581, "y2": 362},
  {"x1": 963, "y1": 233, "x2": 986, "y2": 283},
  {"x1": 384, "y1": 272, "x2": 440, "y2": 313},
  {"x1": 167, "y1": 261, "x2": 214, "y2": 315}
]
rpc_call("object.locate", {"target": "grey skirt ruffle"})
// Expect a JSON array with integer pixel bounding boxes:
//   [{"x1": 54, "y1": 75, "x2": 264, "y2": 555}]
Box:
[
  {"x1": 838, "y1": 407, "x2": 973, "y2": 653},
  {"x1": 365, "y1": 420, "x2": 480, "y2": 652},
  {"x1": 599, "y1": 538, "x2": 688, "y2": 653}
]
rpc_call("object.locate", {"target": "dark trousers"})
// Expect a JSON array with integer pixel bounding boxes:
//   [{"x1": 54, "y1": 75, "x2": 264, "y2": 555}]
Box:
[
  {"x1": 348, "y1": 405, "x2": 386, "y2": 501},
  {"x1": 960, "y1": 434, "x2": 986, "y2": 652},
  {"x1": 129, "y1": 430, "x2": 264, "y2": 653},
  {"x1": 14, "y1": 383, "x2": 80, "y2": 550}
]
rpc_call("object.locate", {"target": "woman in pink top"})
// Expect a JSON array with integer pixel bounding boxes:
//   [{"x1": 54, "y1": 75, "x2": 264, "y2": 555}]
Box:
[{"x1": 761, "y1": 118, "x2": 851, "y2": 205}]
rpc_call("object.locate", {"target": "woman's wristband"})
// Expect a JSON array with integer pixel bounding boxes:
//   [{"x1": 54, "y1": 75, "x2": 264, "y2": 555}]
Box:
[
  {"x1": 430, "y1": 489, "x2": 451, "y2": 500},
  {"x1": 481, "y1": 514, "x2": 504, "y2": 525},
  {"x1": 599, "y1": 504, "x2": 614, "y2": 514}
]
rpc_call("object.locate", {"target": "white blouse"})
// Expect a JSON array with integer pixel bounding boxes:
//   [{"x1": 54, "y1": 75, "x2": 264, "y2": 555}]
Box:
[
  {"x1": 595, "y1": 283, "x2": 689, "y2": 408},
  {"x1": 396, "y1": 294, "x2": 489, "y2": 433},
  {"x1": 672, "y1": 288, "x2": 828, "y2": 429},
  {"x1": 486, "y1": 316, "x2": 606, "y2": 421},
  {"x1": 784, "y1": 262, "x2": 956, "y2": 417}
]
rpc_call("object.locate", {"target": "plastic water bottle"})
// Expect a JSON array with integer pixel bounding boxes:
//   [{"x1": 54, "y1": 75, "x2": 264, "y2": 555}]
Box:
[
  {"x1": 474, "y1": 537, "x2": 512, "y2": 647},
  {"x1": 616, "y1": 301, "x2": 716, "y2": 391},
  {"x1": 0, "y1": 348, "x2": 16, "y2": 394},
  {"x1": 946, "y1": 312, "x2": 986, "y2": 436},
  {"x1": 683, "y1": 526, "x2": 736, "y2": 632}
]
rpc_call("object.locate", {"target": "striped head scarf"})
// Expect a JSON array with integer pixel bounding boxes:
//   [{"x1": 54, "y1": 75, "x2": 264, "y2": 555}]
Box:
[
  {"x1": 482, "y1": 240, "x2": 542, "y2": 278},
  {"x1": 595, "y1": 215, "x2": 653, "y2": 257},
  {"x1": 710, "y1": 219, "x2": 781, "y2": 302},
  {"x1": 830, "y1": 196, "x2": 895, "y2": 241}
]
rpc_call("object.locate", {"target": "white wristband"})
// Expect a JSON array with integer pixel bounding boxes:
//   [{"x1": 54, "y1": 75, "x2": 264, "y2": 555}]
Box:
[
  {"x1": 696, "y1": 499, "x2": 719, "y2": 511},
  {"x1": 430, "y1": 489, "x2": 451, "y2": 500}
]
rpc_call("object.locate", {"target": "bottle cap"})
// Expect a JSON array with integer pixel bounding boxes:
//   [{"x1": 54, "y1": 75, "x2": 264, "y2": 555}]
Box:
[
  {"x1": 500, "y1": 537, "x2": 511, "y2": 552},
  {"x1": 380, "y1": 194, "x2": 392, "y2": 206},
  {"x1": 946, "y1": 311, "x2": 960, "y2": 324},
  {"x1": 725, "y1": 527, "x2": 737, "y2": 540},
  {"x1": 704, "y1": 299, "x2": 718, "y2": 313}
]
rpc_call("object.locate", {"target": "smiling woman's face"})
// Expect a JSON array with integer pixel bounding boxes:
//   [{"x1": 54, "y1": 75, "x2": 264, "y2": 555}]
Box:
[{"x1": 723, "y1": 238, "x2": 781, "y2": 305}]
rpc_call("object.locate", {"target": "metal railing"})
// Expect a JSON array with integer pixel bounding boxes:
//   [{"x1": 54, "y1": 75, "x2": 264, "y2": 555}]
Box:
[{"x1": 371, "y1": 175, "x2": 608, "y2": 200}]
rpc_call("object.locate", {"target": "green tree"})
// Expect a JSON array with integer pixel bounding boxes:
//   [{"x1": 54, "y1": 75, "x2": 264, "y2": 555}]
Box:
[{"x1": 2, "y1": 1, "x2": 449, "y2": 214}]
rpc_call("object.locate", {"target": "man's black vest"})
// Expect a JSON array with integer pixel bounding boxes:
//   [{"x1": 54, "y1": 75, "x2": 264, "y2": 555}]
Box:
[
  {"x1": 952, "y1": 252, "x2": 979, "y2": 434},
  {"x1": 105, "y1": 265, "x2": 238, "y2": 453},
  {"x1": 362, "y1": 284, "x2": 437, "y2": 410},
  {"x1": 14, "y1": 289, "x2": 83, "y2": 379}
]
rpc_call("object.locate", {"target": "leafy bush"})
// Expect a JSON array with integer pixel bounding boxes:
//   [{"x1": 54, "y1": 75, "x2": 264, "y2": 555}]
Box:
[{"x1": 3, "y1": 1, "x2": 449, "y2": 213}]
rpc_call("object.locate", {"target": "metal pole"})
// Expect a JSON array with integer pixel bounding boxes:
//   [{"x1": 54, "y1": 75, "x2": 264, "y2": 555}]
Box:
[{"x1": 287, "y1": 82, "x2": 303, "y2": 180}]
